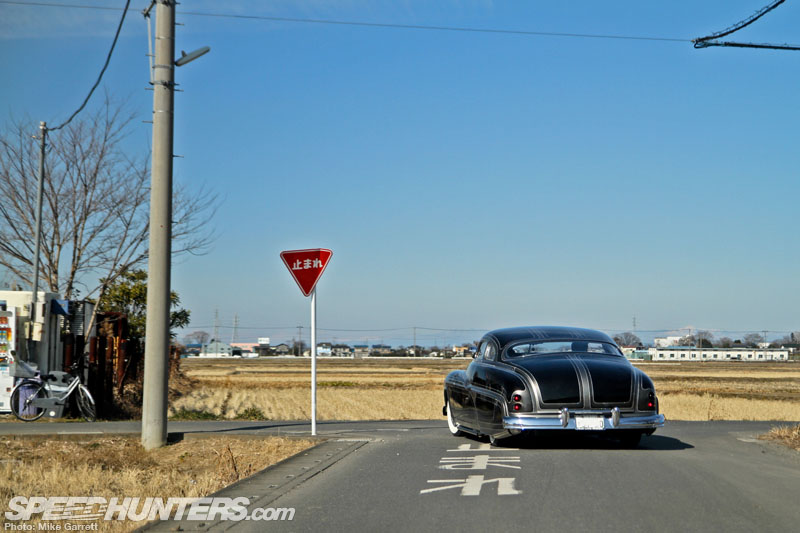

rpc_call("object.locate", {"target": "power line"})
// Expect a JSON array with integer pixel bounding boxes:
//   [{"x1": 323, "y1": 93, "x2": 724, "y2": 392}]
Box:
[
  {"x1": 0, "y1": 1, "x2": 690, "y2": 44},
  {"x1": 694, "y1": 0, "x2": 786, "y2": 44},
  {"x1": 48, "y1": 0, "x2": 131, "y2": 131},
  {"x1": 0, "y1": 0, "x2": 121, "y2": 11},
  {"x1": 695, "y1": 40, "x2": 800, "y2": 51},
  {"x1": 693, "y1": 0, "x2": 800, "y2": 51}
]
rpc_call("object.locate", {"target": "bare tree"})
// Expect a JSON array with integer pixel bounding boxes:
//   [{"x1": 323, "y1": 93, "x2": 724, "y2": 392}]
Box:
[
  {"x1": 678, "y1": 335, "x2": 696, "y2": 346},
  {"x1": 613, "y1": 332, "x2": 642, "y2": 346},
  {"x1": 716, "y1": 337, "x2": 734, "y2": 348},
  {"x1": 742, "y1": 333, "x2": 764, "y2": 347},
  {"x1": 184, "y1": 330, "x2": 210, "y2": 345},
  {"x1": 0, "y1": 97, "x2": 216, "y2": 307},
  {"x1": 772, "y1": 331, "x2": 800, "y2": 347},
  {"x1": 694, "y1": 330, "x2": 714, "y2": 348},
  {"x1": 695, "y1": 330, "x2": 714, "y2": 343}
]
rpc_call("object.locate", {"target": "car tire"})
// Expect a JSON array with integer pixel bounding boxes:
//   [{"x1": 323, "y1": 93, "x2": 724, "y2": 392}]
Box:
[{"x1": 446, "y1": 400, "x2": 463, "y2": 436}]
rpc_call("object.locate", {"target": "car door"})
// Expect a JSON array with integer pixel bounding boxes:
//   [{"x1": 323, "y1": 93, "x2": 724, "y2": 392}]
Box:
[
  {"x1": 452, "y1": 341, "x2": 487, "y2": 431},
  {"x1": 469, "y1": 340, "x2": 504, "y2": 434}
]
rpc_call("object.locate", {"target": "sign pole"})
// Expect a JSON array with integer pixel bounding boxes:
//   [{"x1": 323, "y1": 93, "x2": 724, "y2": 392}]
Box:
[
  {"x1": 279, "y1": 248, "x2": 331, "y2": 437},
  {"x1": 310, "y1": 288, "x2": 317, "y2": 436}
]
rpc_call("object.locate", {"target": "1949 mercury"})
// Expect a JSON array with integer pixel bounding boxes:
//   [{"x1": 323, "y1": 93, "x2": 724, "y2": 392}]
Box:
[{"x1": 443, "y1": 326, "x2": 665, "y2": 447}]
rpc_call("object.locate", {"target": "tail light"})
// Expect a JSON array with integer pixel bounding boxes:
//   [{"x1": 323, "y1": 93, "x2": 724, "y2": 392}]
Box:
[
  {"x1": 638, "y1": 390, "x2": 656, "y2": 411},
  {"x1": 509, "y1": 390, "x2": 527, "y2": 413}
]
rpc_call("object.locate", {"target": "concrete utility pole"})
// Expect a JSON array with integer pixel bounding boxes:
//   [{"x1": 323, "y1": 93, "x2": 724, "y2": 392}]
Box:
[
  {"x1": 28, "y1": 121, "x2": 47, "y2": 364},
  {"x1": 142, "y1": 0, "x2": 175, "y2": 451}
]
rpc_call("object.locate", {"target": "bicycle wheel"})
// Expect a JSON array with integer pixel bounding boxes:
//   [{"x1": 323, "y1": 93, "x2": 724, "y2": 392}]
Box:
[
  {"x1": 76, "y1": 385, "x2": 97, "y2": 422},
  {"x1": 10, "y1": 380, "x2": 49, "y2": 421}
]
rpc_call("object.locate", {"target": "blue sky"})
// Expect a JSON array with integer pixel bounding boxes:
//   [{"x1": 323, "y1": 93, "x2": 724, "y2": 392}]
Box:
[{"x1": 1, "y1": 1, "x2": 799, "y2": 346}]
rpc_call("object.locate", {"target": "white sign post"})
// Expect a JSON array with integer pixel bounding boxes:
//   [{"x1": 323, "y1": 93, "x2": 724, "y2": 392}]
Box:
[
  {"x1": 280, "y1": 249, "x2": 332, "y2": 436},
  {"x1": 310, "y1": 289, "x2": 317, "y2": 435}
]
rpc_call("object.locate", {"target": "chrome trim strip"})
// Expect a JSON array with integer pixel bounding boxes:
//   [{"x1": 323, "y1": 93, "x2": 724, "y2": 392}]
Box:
[
  {"x1": 503, "y1": 413, "x2": 665, "y2": 431},
  {"x1": 611, "y1": 406, "x2": 620, "y2": 428},
  {"x1": 559, "y1": 407, "x2": 569, "y2": 427}
]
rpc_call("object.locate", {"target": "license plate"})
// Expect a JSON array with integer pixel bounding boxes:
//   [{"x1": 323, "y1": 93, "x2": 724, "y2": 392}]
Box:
[{"x1": 575, "y1": 416, "x2": 605, "y2": 430}]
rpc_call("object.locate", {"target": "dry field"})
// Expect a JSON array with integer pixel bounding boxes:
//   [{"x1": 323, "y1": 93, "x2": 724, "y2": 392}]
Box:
[
  {"x1": 173, "y1": 358, "x2": 800, "y2": 422},
  {"x1": 0, "y1": 435, "x2": 314, "y2": 531}
]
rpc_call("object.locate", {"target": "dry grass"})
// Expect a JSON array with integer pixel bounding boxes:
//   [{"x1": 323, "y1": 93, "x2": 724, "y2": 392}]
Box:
[
  {"x1": 0, "y1": 435, "x2": 314, "y2": 531},
  {"x1": 171, "y1": 387, "x2": 442, "y2": 420},
  {"x1": 174, "y1": 358, "x2": 800, "y2": 422},
  {"x1": 759, "y1": 424, "x2": 800, "y2": 451},
  {"x1": 658, "y1": 393, "x2": 800, "y2": 421}
]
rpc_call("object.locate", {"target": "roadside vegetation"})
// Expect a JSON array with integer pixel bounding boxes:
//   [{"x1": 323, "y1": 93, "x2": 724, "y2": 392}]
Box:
[
  {"x1": 759, "y1": 424, "x2": 800, "y2": 451},
  {"x1": 0, "y1": 435, "x2": 314, "y2": 532}
]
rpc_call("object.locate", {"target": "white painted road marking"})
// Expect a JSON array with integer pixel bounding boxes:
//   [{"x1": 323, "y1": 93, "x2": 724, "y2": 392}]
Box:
[
  {"x1": 447, "y1": 443, "x2": 519, "y2": 452},
  {"x1": 439, "y1": 454, "x2": 521, "y2": 470},
  {"x1": 420, "y1": 475, "x2": 522, "y2": 496}
]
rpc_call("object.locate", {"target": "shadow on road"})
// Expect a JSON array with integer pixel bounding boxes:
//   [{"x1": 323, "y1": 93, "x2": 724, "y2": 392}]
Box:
[{"x1": 462, "y1": 431, "x2": 693, "y2": 451}]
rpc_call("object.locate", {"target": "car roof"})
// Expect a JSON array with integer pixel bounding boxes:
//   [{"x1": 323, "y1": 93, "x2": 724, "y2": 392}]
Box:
[{"x1": 483, "y1": 326, "x2": 615, "y2": 351}]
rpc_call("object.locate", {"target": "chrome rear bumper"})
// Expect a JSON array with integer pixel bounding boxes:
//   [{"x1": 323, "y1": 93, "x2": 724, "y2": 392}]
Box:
[{"x1": 504, "y1": 408, "x2": 665, "y2": 431}]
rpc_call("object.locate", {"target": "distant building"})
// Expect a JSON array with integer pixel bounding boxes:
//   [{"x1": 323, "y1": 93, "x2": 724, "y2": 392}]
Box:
[
  {"x1": 230, "y1": 342, "x2": 258, "y2": 357},
  {"x1": 273, "y1": 343, "x2": 291, "y2": 355},
  {"x1": 371, "y1": 344, "x2": 392, "y2": 356},
  {"x1": 624, "y1": 349, "x2": 651, "y2": 361},
  {"x1": 200, "y1": 340, "x2": 233, "y2": 357},
  {"x1": 183, "y1": 343, "x2": 202, "y2": 356},
  {"x1": 332, "y1": 344, "x2": 353, "y2": 357},
  {"x1": 316, "y1": 343, "x2": 332, "y2": 356},
  {"x1": 648, "y1": 346, "x2": 789, "y2": 361},
  {"x1": 653, "y1": 336, "x2": 684, "y2": 348},
  {"x1": 452, "y1": 345, "x2": 471, "y2": 357},
  {"x1": 353, "y1": 345, "x2": 370, "y2": 358}
]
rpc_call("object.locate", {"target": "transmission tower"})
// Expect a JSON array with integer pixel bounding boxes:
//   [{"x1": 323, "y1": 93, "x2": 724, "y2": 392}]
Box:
[
  {"x1": 231, "y1": 314, "x2": 240, "y2": 344},
  {"x1": 212, "y1": 309, "x2": 220, "y2": 343}
]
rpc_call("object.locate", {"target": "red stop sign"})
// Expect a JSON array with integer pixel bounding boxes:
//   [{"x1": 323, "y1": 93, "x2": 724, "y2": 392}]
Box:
[{"x1": 280, "y1": 249, "x2": 333, "y2": 296}]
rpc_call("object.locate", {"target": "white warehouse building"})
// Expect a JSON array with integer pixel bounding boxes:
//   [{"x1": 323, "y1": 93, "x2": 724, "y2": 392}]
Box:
[{"x1": 648, "y1": 346, "x2": 790, "y2": 361}]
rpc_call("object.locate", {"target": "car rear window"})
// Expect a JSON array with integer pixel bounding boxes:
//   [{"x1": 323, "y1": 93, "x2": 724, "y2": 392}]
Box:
[{"x1": 505, "y1": 341, "x2": 622, "y2": 358}]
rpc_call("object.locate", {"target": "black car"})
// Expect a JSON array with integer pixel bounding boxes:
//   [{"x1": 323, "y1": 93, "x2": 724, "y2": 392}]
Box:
[{"x1": 443, "y1": 326, "x2": 664, "y2": 446}]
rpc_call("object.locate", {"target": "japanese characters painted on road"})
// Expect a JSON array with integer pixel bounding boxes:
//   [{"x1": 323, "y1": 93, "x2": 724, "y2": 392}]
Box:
[{"x1": 280, "y1": 248, "x2": 333, "y2": 297}]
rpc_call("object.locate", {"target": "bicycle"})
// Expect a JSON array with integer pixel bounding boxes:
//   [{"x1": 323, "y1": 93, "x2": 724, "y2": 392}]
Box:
[{"x1": 10, "y1": 359, "x2": 96, "y2": 422}]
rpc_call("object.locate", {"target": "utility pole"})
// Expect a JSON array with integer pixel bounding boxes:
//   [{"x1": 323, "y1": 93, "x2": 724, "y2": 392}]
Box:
[
  {"x1": 142, "y1": 0, "x2": 175, "y2": 451},
  {"x1": 413, "y1": 326, "x2": 417, "y2": 357},
  {"x1": 297, "y1": 325, "x2": 303, "y2": 355},
  {"x1": 27, "y1": 122, "x2": 47, "y2": 365}
]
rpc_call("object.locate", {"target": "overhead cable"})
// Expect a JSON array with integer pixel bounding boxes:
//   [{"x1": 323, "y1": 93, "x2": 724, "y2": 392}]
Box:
[
  {"x1": 693, "y1": 0, "x2": 799, "y2": 51},
  {"x1": 0, "y1": 1, "x2": 688, "y2": 44},
  {"x1": 48, "y1": 0, "x2": 131, "y2": 131}
]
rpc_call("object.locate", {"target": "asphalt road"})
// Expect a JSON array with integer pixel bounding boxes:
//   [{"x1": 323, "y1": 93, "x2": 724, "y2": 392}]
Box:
[{"x1": 2, "y1": 420, "x2": 798, "y2": 532}]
